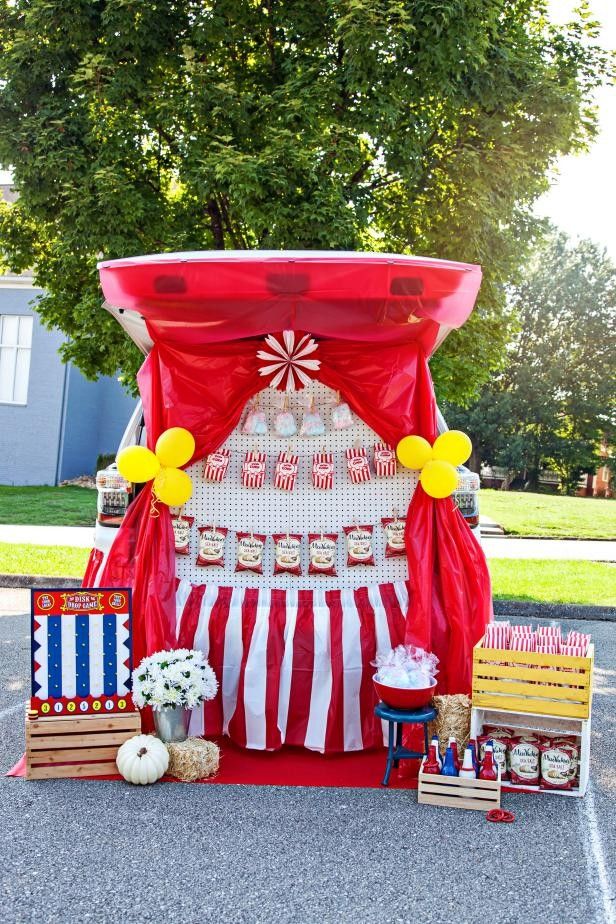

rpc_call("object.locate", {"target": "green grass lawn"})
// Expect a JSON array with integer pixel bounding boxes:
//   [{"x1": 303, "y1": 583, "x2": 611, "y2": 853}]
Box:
[
  {"x1": 489, "y1": 559, "x2": 616, "y2": 607},
  {"x1": 0, "y1": 485, "x2": 97, "y2": 526},
  {"x1": 0, "y1": 543, "x2": 90, "y2": 577},
  {"x1": 480, "y1": 489, "x2": 616, "y2": 539}
]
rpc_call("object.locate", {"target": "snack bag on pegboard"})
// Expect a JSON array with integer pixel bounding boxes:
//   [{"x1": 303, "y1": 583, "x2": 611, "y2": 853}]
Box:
[
  {"x1": 235, "y1": 532, "x2": 266, "y2": 574},
  {"x1": 171, "y1": 513, "x2": 194, "y2": 555},
  {"x1": 373, "y1": 442, "x2": 397, "y2": 478},
  {"x1": 242, "y1": 401, "x2": 268, "y2": 436},
  {"x1": 308, "y1": 532, "x2": 338, "y2": 576},
  {"x1": 242, "y1": 450, "x2": 267, "y2": 489},
  {"x1": 274, "y1": 452, "x2": 299, "y2": 491},
  {"x1": 300, "y1": 397, "x2": 325, "y2": 437},
  {"x1": 381, "y1": 515, "x2": 406, "y2": 558},
  {"x1": 203, "y1": 449, "x2": 231, "y2": 483},
  {"x1": 331, "y1": 394, "x2": 353, "y2": 430},
  {"x1": 343, "y1": 525, "x2": 375, "y2": 567},
  {"x1": 345, "y1": 446, "x2": 371, "y2": 484},
  {"x1": 196, "y1": 525, "x2": 228, "y2": 567},
  {"x1": 312, "y1": 451, "x2": 334, "y2": 490},
  {"x1": 273, "y1": 533, "x2": 302, "y2": 576},
  {"x1": 273, "y1": 397, "x2": 297, "y2": 438}
]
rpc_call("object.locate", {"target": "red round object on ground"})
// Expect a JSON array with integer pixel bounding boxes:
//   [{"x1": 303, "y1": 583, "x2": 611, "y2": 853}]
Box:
[
  {"x1": 486, "y1": 809, "x2": 515, "y2": 823},
  {"x1": 372, "y1": 675, "x2": 437, "y2": 710}
]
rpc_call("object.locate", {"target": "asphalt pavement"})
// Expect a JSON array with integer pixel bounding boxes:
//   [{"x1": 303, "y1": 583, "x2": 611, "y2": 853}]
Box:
[{"x1": 0, "y1": 606, "x2": 614, "y2": 924}]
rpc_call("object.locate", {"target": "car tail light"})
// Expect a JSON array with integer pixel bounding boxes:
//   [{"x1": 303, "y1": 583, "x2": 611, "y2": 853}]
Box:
[
  {"x1": 96, "y1": 466, "x2": 131, "y2": 526},
  {"x1": 464, "y1": 514, "x2": 480, "y2": 527}
]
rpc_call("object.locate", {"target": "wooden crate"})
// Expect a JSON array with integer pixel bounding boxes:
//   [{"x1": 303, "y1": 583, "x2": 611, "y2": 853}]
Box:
[
  {"x1": 25, "y1": 712, "x2": 141, "y2": 780},
  {"x1": 472, "y1": 638, "x2": 593, "y2": 719},
  {"x1": 471, "y1": 706, "x2": 590, "y2": 798},
  {"x1": 418, "y1": 769, "x2": 501, "y2": 812}
]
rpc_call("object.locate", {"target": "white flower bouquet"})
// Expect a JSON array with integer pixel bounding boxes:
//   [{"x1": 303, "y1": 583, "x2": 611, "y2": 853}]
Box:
[{"x1": 132, "y1": 649, "x2": 218, "y2": 711}]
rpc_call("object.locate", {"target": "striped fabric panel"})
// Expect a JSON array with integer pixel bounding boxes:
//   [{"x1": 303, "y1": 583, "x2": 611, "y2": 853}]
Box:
[{"x1": 174, "y1": 579, "x2": 409, "y2": 753}]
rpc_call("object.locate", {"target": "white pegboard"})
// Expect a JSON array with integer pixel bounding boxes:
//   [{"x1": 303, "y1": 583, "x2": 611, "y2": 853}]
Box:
[{"x1": 175, "y1": 382, "x2": 418, "y2": 590}]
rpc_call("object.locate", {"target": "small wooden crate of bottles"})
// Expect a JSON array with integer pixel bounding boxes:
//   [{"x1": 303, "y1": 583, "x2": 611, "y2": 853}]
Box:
[{"x1": 418, "y1": 766, "x2": 501, "y2": 812}]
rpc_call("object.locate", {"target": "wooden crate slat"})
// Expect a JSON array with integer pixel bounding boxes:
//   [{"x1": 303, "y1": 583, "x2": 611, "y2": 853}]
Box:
[
  {"x1": 419, "y1": 783, "x2": 500, "y2": 803},
  {"x1": 418, "y1": 772, "x2": 500, "y2": 791},
  {"x1": 473, "y1": 664, "x2": 590, "y2": 687},
  {"x1": 474, "y1": 643, "x2": 593, "y2": 670},
  {"x1": 418, "y1": 792, "x2": 499, "y2": 812},
  {"x1": 472, "y1": 692, "x2": 590, "y2": 719},
  {"x1": 27, "y1": 714, "x2": 141, "y2": 735},
  {"x1": 472, "y1": 640, "x2": 593, "y2": 720},
  {"x1": 25, "y1": 711, "x2": 141, "y2": 781},
  {"x1": 417, "y1": 771, "x2": 501, "y2": 812},
  {"x1": 26, "y1": 761, "x2": 119, "y2": 780},
  {"x1": 28, "y1": 730, "x2": 139, "y2": 750},
  {"x1": 473, "y1": 678, "x2": 590, "y2": 703},
  {"x1": 29, "y1": 747, "x2": 121, "y2": 764}
]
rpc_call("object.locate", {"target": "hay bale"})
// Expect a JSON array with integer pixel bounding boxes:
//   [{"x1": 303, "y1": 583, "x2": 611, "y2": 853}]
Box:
[
  {"x1": 428, "y1": 694, "x2": 472, "y2": 755},
  {"x1": 166, "y1": 737, "x2": 220, "y2": 782}
]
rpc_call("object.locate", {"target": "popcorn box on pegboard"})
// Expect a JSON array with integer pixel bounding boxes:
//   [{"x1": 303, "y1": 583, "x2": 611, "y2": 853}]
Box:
[{"x1": 472, "y1": 636, "x2": 594, "y2": 720}]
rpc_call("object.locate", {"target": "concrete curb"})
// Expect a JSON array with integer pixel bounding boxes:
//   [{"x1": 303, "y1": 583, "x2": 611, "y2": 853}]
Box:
[
  {"x1": 494, "y1": 599, "x2": 616, "y2": 622},
  {"x1": 0, "y1": 574, "x2": 80, "y2": 589},
  {"x1": 1, "y1": 575, "x2": 614, "y2": 621}
]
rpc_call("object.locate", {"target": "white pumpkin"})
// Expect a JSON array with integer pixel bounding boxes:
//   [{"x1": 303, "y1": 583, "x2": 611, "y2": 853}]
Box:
[{"x1": 116, "y1": 734, "x2": 169, "y2": 785}]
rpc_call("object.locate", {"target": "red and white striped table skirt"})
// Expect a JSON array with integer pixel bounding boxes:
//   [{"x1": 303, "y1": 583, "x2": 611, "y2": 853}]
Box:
[{"x1": 175, "y1": 579, "x2": 409, "y2": 753}]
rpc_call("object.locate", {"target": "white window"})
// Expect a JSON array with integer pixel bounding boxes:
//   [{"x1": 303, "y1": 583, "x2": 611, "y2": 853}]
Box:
[{"x1": 0, "y1": 314, "x2": 33, "y2": 404}]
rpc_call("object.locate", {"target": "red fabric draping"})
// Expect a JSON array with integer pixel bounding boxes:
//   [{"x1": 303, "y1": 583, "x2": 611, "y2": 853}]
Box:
[
  {"x1": 405, "y1": 487, "x2": 492, "y2": 692},
  {"x1": 98, "y1": 333, "x2": 491, "y2": 697}
]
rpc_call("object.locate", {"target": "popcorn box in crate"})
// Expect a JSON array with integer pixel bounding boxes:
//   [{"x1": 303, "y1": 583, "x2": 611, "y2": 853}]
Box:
[{"x1": 472, "y1": 636, "x2": 594, "y2": 720}]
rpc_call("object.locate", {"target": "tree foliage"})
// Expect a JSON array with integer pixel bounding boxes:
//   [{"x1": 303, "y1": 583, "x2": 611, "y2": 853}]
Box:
[
  {"x1": 0, "y1": 0, "x2": 611, "y2": 394},
  {"x1": 444, "y1": 231, "x2": 616, "y2": 493}
]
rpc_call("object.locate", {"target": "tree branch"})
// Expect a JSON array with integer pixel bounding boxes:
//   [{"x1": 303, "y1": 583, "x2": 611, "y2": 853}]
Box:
[{"x1": 206, "y1": 199, "x2": 225, "y2": 249}]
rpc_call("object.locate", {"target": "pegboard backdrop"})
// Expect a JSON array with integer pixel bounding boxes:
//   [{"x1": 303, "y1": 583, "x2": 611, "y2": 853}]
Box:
[{"x1": 175, "y1": 382, "x2": 418, "y2": 590}]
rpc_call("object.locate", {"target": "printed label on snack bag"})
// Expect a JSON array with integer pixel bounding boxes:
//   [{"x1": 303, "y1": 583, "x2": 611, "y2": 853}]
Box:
[
  {"x1": 171, "y1": 515, "x2": 193, "y2": 555},
  {"x1": 344, "y1": 525, "x2": 375, "y2": 567},
  {"x1": 509, "y1": 739, "x2": 540, "y2": 785},
  {"x1": 273, "y1": 534, "x2": 302, "y2": 575},
  {"x1": 540, "y1": 745, "x2": 572, "y2": 789},
  {"x1": 196, "y1": 526, "x2": 227, "y2": 567},
  {"x1": 308, "y1": 534, "x2": 338, "y2": 576},
  {"x1": 235, "y1": 533, "x2": 266, "y2": 573},
  {"x1": 382, "y1": 517, "x2": 406, "y2": 557}
]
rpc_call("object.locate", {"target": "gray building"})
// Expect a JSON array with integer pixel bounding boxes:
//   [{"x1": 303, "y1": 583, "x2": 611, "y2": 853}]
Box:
[{"x1": 0, "y1": 272, "x2": 136, "y2": 485}]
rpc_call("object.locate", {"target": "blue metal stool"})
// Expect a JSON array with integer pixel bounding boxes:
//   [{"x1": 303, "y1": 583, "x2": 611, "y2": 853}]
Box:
[{"x1": 374, "y1": 702, "x2": 437, "y2": 786}]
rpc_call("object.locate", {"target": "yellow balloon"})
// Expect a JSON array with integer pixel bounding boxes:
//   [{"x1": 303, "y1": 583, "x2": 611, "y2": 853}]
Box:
[
  {"x1": 396, "y1": 435, "x2": 433, "y2": 470},
  {"x1": 432, "y1": 430, "x2": 472, "y2": 467},
  {"x1": 420, "y1": 460, "x2": 459, "y2": 499},
  {"x1": 153, "y1": 467, "x2": 193, "y2": 507},
  {"x1": 116, "y1": 445, "x2": 160, "y2": 483},
  {"x1": 155, "y1": 427, "x2": 196, "y2": 468}
]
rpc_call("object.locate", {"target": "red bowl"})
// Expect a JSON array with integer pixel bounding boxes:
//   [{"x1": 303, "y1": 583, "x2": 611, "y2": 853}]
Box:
[{"x1": 373, "y1": 674, "x2": 437, "y2": 710}]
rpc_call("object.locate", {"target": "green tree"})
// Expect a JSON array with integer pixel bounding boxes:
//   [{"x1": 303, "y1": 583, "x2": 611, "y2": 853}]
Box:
[
  {"x1": 0, "y1": 1, "x2": 611, "y2": 394},
  {"x1": 444, "y1": 232, "x2": 616, "y2": 493}
]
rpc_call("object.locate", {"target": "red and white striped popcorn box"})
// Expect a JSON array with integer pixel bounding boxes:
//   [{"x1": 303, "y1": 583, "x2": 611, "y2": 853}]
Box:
[
  {"x1": 560, "y1": 643, "x2": 587, "y2": 658},
  {"x1": 559, "y1": 642, "x2": 588, "y2": 678},
  {"x1": 510, "y1": 634, "x2": 537, "y2": 653},
  {"x1": 484, "y1": 623, "x2": 510, "y2": 650},
  {"x1": 566, "y1": 631, "x2": 590, "y2": 651},
  {"x1": 537, "y1": 625, "x2": 561, "y2": 641},
  {"x1": 511, "y1": 624, "x2": 534, "y2": 635},
  {"x1": 274, "y1": 452, "x2": 299, "y2": 491},
  {"x1": 346, "y1": 447, "x2": 371, "y2": 484},
  {"x1": 312, "y1": 451, "x2": 334, "y2": 490},
  {"x1": 241, "y1": 450, "x2": 267, "y2": 489},
  {"x1": 203, "y1": 448, "x2": 231, "y2": 483},
  {"x1": 373, "y1": 442, "x2": 397, "y2": 478}
]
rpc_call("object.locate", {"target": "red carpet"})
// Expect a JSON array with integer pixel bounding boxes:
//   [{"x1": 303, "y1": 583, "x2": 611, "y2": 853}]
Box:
[{"x1": 7, "y1": 743, "x2": 420, "y2": 789}]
